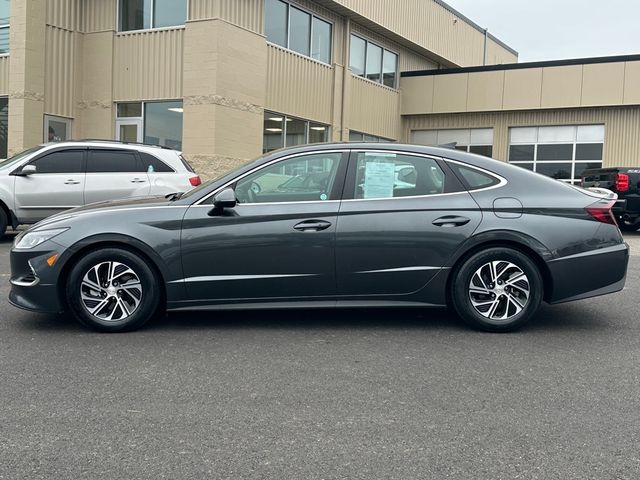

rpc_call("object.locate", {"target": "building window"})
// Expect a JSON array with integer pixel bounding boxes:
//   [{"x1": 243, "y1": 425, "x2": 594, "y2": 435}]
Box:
[
  {"x1": 44, "y1": 115, "x2": 73, "y2": 143},
  {"x1": 508, "y1": 125, "x2": 604, "y2": 184},
  {"x1": 115, "y1": 100, "x2": 183, "y2": 150},
  {"x1": 263, "y1": 111, "x2": 330, "y2": 153},
  {"x1": 265, "y1": 0, "x2": 332, "y2": 64},
  {"x1": 411, "y1": 128, "x2": 494, "y2": 158},
  {"x1": 118, "y1": 0, "x2": 187, "y2": 32},
  {"x1": 0, "y1": 97, "x2": 7, "y2": 158},
  {"x1": 350, "y1": 35, "x2": 398, "y2": 88},
  {"x1": 0, "y1": 0, "x2": 8, "y2": 54},
  {"x1": 348, "y1": 131, "x2": 393, "y2": 143}
]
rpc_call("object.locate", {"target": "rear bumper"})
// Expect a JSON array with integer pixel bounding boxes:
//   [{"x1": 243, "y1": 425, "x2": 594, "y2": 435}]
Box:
[{"x1": 547, "y1": 243, "x2": 629, "y2": 304}]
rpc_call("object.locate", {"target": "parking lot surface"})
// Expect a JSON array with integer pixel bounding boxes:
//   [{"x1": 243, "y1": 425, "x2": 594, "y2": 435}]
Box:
[{"x1": 1, "y1": 231, "x2": 639, "y2": 479}]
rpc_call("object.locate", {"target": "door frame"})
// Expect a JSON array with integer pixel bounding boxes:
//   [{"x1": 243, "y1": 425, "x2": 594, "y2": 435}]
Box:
[{"x1": 115, "y1": 118, "x2": 144, "y2": 143}]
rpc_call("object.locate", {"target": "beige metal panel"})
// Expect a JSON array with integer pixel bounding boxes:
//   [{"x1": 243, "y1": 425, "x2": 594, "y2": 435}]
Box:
[
  {"x1": 44, "y1": 26, "x2": 77, "y2": 118},
  {"x1": 350, "y1": 75, "x2": 400, "y2": 139},
  {"x1": 467, "y1": 70, "x2": 504, "y2": 112},
  {"x1": 0, "y1": 56, "x2": 9, "y2": 95},
  {"x1": 113, "y1": 29, "x2": 184, "y2": 101},
  {"x1": 400, "y1": 76, "x2": 434, "y2": 115},
  {"x1": 541, "y1": 65, "x2": 583, "y2": 109},
  {"x1": 623, "y1": 61, "x2": 640, "y2": 105},
  {"x1": 188, "y1": 0, "x2": 217, "y2": 20},
  {"x1": 46, "y1": 0, "x2": 80, "y2": 31},
  {"x1": 502, "y1": 68, "x2": 542, "y2": 110},
  {"x1": 581, "y1": 62, "x2": 624, "y2": 106},
  {"x1": 265, "y1": 44, "x2": 334, "y2": 124},
  {"x1": 404, "y1": 107, "x2": 640, "y2": 168},
  {"x1": 351, "y1": 22, "x2": 437, "y2": 72},
  {"x1": 82, "y1": 0, "x2": 116, "y2": 32},
  {"x1": 433, "y1": 73, "x2": 468, "y2": 113},
  {"x1": 330, "y1": 0, "x2": 517, "y2": 67},
  {"x1": 219, "y1": 0, "x2": 264, "y2": 33}
]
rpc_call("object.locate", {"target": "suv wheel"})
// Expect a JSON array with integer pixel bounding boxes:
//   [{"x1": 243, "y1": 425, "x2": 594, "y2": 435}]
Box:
[
  {"x1": 0, "y1": 209, "x2": 7, "y2": 238},
  {"x1": 66, "y1": 248, "x2": 162, "y2": 332},
  {"x1": 451, "y1": 247, "x2": 543, "y2": 332}
]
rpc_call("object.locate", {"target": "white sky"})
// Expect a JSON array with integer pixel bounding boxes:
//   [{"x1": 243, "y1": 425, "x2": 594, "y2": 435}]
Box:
[{"x1": 444, "y1": 0, "x2": 640, "y2": 63}]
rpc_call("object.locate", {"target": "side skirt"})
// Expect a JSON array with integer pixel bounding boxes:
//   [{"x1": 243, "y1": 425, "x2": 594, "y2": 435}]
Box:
[{"x1": 167, "y1": 299, "x2": 446, "y2": 312}]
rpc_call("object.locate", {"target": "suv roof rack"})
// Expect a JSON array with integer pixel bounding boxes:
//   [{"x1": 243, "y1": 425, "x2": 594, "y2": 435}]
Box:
[{"x1": 70, "y1": 139, "x2": 176, "y2": 150}]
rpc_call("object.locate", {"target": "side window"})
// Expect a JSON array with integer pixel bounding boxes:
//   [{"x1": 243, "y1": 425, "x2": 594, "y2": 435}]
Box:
[
  {"x1": 235, "y1": 152, "x2": 343, "y2": 204},
  {"x1": 354, "y1": 152, "x2": 445, "y2": 199},
  {"x1": 87, "y1": 150, "x2": 144, "y2": 173},
  {"x1": 451, "y1": 164, "x2": 501, "y2": 190},
  {"x1": 31, "y1": 150, "x2": 84, "y2": 174},
  {"x1": 139, "y1": 152, "x2": 174, "y2": 173}
]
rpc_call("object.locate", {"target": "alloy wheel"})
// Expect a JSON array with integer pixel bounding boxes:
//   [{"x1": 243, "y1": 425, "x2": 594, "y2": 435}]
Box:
[
  {"x1": 468, "y1": 260, "x2": 530, "y2": 322},
  {"x1": 80, "y1": 261, "x2": 143, "y2": 321}
]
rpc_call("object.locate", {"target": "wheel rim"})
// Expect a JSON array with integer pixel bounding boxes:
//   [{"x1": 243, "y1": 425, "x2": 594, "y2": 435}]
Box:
[
  {"x1": 468, "y1": 260, "x2": 530, "y2": 322},
  {"x1": 80, "y1": 261, "x2": 143, "y2": 322}
]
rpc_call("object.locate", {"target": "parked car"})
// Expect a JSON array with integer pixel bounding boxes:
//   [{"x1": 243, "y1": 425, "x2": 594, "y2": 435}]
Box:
[
  {"x1": 581, "y1": 167, "x2": 640, "y2": 231},
  {"x1": 0, "y1": 140, "x2": 201, "y2": 236},
  {"x1": 9, "y1": 143, "x2": 629, "y2": 333}
]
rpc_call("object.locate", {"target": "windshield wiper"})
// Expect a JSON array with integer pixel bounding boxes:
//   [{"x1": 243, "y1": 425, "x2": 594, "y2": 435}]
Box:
[{"x1": 165, "y1": 192, "x2": 184, "y2": 201}]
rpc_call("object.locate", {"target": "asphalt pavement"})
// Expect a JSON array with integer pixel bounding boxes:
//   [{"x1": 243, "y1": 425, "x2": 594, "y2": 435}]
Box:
[{"x1": 1, "y1": 230, "x2": 640, "y2": 479}]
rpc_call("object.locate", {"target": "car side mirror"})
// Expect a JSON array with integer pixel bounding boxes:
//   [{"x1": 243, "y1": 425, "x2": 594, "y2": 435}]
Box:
[
  {"x1": 209, "y1": 187, "x2": 237, "y2": 216},
  {"x1": 16, "y1": 164, "x2": 37, "y2": 176}
]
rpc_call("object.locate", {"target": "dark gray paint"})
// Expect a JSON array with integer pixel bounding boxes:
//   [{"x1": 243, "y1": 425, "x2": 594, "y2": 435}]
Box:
[{"x1": 8, "y1": 143, "x2": 630, "y2": 315}]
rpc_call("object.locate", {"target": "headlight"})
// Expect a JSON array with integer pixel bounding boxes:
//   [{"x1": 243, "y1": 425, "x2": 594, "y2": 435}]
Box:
[{"x1": 14, "y1": 228, "x2": 69, "y2": 250}]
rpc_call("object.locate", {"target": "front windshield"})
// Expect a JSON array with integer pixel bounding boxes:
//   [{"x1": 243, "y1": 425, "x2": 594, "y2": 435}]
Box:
[{"x1": 0, "y1": 146, "x2": 42, "y2": 170}]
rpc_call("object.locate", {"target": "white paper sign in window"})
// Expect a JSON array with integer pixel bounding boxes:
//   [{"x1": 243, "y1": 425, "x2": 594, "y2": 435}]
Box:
[{"x1": 363, "y1": 159, "x2": 395, "y2": 199}]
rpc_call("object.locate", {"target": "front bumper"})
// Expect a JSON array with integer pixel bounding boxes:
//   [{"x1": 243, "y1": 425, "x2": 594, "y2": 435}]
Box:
[
  {"x1": 547, "y1": 243, "x2": 629, "y2": 304},
  {"x1": 8, "y1": 246, "x2": 66, "y2": 314}
]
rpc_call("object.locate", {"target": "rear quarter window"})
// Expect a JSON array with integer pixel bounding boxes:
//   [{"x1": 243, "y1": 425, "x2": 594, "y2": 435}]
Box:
[
  {"x1": 139, "y1": 152, "x2": 174, "y2": 173},
  {"x1": 451, "y1": 163, "x2": 501, "y2": 190}
]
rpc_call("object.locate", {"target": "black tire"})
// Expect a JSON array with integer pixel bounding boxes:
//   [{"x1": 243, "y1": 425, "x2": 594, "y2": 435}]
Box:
[
  {"x1": 0, "y1": 209, "x2": 7, "y2": 238},
  {"x1": 451, "y1": 247, "x2": 543, "y2": 332},
  {"x1": 66, "y1": 247, "x2": 162, "y2": 332},
  {"x1": 618, "y1": 221, "x2": 639, "y2": 232}
]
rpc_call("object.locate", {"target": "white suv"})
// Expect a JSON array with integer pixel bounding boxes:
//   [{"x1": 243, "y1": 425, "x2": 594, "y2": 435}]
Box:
[{"x1": 0, "y1": 140, "x2": 201, "y2": 236}]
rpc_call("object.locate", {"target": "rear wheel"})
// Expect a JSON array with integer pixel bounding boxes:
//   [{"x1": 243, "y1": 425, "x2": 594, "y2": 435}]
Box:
[
  {"x1": 451, "y1": 247, "x2": 543, "y2": 332},
  {"x1": 0, "y1": 209, "x2": 7, "y2": 238},
  {"x1": 66, "y1": 248, "x2": 162, "y2": 332}
]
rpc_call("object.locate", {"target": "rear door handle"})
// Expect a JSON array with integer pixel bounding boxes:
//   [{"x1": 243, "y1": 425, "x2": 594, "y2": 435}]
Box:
[
  {"x1": 293, "y1": 220, "x2": 332, "y2": 232},
  {"x1": 130, "y1": 178, "x2": 147, "y2": 183},
  {"x1": 64, "y1": 179, "x2": 80, "y2": 185},
  {"x1": 432, "y1": 216, "x2": 471, "y2": 227}
]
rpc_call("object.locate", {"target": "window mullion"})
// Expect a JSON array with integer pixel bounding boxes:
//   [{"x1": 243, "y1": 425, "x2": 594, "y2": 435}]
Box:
[{"x1": 150, "y1": 0, "x2": 155, "y2": 29}]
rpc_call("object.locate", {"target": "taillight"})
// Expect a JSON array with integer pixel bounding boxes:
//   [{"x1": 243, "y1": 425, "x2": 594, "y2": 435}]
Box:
[
  {"x1": 585, "y1": 200, "x2": 617, "y2": 225},
  {"x1": 189, "y1": 176, "x2": 201, "y2": 187},
  {"x1": 615, "y1": 173, "x2": 629, "y2": 192}
]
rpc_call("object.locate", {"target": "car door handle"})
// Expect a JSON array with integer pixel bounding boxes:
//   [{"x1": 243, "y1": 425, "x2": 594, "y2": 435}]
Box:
[
  {"x1": 432, "y1": 216, "x2": 471, "y2": 227},
  {"x1": 293, "y1": 220, "x2": 332, "y2": 232},
  {"x1": 130, "y1": 178, "x2": 147, "y2": 183},
  {"x1": 64, "y1": 179, "x2": 80, "y2": 185}
]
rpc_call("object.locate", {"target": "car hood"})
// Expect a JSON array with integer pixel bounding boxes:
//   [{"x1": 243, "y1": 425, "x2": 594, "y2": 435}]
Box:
[{"x1": 31, "y1": 195, "x2": 175, "y2": 230}]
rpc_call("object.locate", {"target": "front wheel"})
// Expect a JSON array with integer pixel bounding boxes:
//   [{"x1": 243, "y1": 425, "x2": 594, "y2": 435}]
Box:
[
  {"x1": 451, "y1": 247, "x2": 543, "y2": 332},
  {"x1": 66, "y1": 248, "x2": 162, "y2": 332}
]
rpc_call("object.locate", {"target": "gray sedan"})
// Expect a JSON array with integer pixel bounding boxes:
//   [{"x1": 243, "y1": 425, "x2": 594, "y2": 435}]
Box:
[{"x1": 8, "y1": 143, "x2": 629, "y2": 332}]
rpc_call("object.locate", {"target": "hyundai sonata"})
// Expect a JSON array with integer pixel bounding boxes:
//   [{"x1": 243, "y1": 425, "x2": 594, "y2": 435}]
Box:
[{"x1": 9, "y1": 144, "x2": 629, "y2": 332}]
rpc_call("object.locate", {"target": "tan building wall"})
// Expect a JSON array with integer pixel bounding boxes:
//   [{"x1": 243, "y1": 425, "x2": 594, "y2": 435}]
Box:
[
  {"x1": 403, "y1": 107, "x2": 640, "y2": 168},
  {"x1": 4, "y1": 0, "x2": 517, "y2": 176},
  {"x1": 401, "y1": 60, "x2": 640, "y2": 115}
]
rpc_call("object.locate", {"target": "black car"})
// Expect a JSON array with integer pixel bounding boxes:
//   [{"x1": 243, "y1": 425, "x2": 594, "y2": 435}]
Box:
[
  {"x1": 581, "y1": 167, "x2": 640, "y2": 231},
  {"x1": 9, "y1": 143, "x2": 629, "y2": 333}
]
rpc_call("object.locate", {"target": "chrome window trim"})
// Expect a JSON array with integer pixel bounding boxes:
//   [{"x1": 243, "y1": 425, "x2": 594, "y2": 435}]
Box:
[{"x1": 194, "y1": 149, "x2": 349, "y2": 206}]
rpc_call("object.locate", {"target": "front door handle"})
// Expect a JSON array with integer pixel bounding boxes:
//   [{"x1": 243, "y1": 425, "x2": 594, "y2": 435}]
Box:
[
  {"x1": 130, "y1": 178, "x2": 146, "y2": 183},
  {"x1": 64, "y1": 179, "x2": 80, "y2": 185},
  {"x1": 293, "y1": 220, "x2": 332, "y2": 232},
  {"x1": 432, "y1": 216, "x2": 471, "y2": 227}
]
